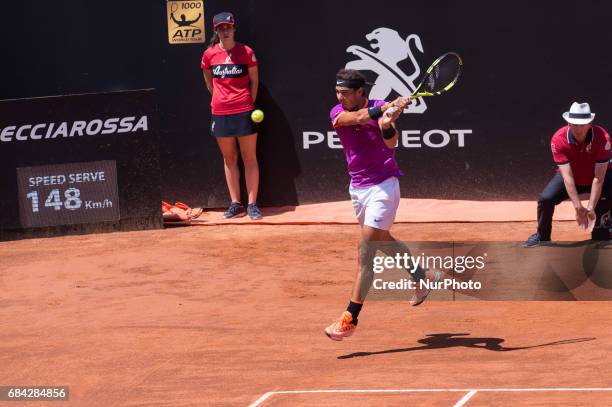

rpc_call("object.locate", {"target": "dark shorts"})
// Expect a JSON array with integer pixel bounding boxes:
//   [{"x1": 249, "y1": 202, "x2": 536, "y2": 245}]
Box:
[{"x1": 211, "y1": 110, "x2": 256, "y2": 137}]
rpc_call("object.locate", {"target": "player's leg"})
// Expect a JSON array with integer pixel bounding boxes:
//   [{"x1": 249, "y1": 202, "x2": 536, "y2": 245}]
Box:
[
  {"x1": 601, "y1": 170, "x2": 612, "y2": 199},
  {"x1": 350, "y1": 178, "x2": 401, "y2": 317},
  {"x1": 359, "y1": 177, "x2": 427, "y2": 280},
  {"x1": 375, "y1": 234, "x2": 426, "y2": 282},
  {"x1": 350, "y1": 225, "x2": 387, "y2": 303},
  {"x1": 237, "y1": 132, "x2": 261, "y2": 219},
  {"x1": 375, "y1": 233, "x2": 442, "y2": 306},
  {"x1": 525, "y1": 175, "x2": 568, "y2": 246},
  {"x1": 537, "y1": 175, "x2": 572, "y2": 239},
  {"x1": 592, "y1": 170, "x2": 612, "y2": 239},
  {"x1": 349, "y1": 225, "x2": 443, "y2": 305},
  {"x1": 325, "y1": 177, "x2": 403, "y2": 340},
  {"x1": 358, "y1": 177, "x2": 441, "y2": 304},
  {"x1": 324, "y1": 224, "x2": 384, "y2": 341},
  {"x1": 598, "y1": 170, "x2": 612, "y2": 211},
  {"x1": 216, "y1": 136, "x2": 244, "y2": 218},
  {"x1": 324, "y1": 181, "x2": 377, "y2": 340}
]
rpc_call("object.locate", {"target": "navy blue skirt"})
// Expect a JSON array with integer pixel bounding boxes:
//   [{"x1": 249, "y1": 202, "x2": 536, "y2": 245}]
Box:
[{"x1": 211, "y1": 110, "x2": 256, "y2": 137}]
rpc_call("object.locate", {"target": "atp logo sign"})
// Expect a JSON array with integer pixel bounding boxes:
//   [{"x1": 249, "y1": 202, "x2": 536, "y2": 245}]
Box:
[
  {"x1": 167, "y1": 1, "x2": 205, "y2": 45},
  {"x1": 345, "y1": 28, "x2": 427, "y2": 114}
]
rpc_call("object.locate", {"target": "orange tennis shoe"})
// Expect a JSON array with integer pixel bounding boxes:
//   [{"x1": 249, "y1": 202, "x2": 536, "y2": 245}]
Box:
[{"x1": 324, "y1": 311, "x2": 356, "y2": 341}]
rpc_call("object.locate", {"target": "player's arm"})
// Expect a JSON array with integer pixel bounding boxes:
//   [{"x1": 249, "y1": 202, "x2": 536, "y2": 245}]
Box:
[
  {"x1": 378, "y1": 97, "x2": 411, "y2": 148},
  {"x1": 248, "y1": 66, "x2": 258, "y2": 103},
  {"x1": 203, "y1": 69, "x2": 213, "y2": 94},
  {"x1": 558, "y1": 165, "x2": 582, "y2": 208},
  {"x1": 557, "y1": 164, "x2": 588, "y2": 226},
  {"x1": 587, "y1": 162, "x2": 608, "y2": 213},
  {"x1": 378, "y1": 107, "x2": 401, "y2": 149},
  {"x1": 333, "y1": 97, "x2": 410, "y2": 128},
  {"x1": 332, "y1": 102, "x2": 391, "y2": 127},
  {"x1": 587, "y1": 133, "x2": 612, "y2": 216},
  {"x1": 552, "y1": 138, "x2": 588, "y2": 225}
]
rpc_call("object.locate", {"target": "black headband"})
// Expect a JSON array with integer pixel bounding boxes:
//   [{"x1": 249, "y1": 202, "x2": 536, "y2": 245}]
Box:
[
  {"x1": 568, "y1": 113, "x2": 592, "y2": 119},
  {"x1": 335, "y1": 79, "x2": 365, "y2": 89}
]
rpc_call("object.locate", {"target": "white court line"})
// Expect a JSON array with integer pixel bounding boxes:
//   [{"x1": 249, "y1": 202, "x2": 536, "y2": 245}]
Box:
[
  {"x1": 248, "y1": 392, "x2": 274, "y2": 407},
  {"x1": 453, "y1": 390, "x2": 478, "y2": 407},
  {"x1": 248, "y1": 387, "x2": 612, "y2": 407}
]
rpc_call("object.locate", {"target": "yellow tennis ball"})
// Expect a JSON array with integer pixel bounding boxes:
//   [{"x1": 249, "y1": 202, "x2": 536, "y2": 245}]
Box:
[{"x1": 251, "y1": 109, "x2": 264, "y2": 123}]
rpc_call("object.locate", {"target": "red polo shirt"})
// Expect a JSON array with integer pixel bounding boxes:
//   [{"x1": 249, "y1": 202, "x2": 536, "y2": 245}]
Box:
[
  {"x1": 551, "y1": 125, "x2": 611, "y2": 186},
  {"x1": 201, "y1": 42, "x2": 257, "y2": 115}
]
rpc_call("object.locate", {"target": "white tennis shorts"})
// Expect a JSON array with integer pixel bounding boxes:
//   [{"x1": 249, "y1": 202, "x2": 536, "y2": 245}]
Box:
[{"x1": 349, "y1": 176, "x2": 400, "y2": 231}]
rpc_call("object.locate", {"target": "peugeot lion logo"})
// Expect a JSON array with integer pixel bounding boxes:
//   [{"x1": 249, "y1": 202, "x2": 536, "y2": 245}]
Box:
[
  {"x1": 300, "y1": 28, "x2": 473, "y2": 150},
  {"x1": 345, "y1": 28, "x2": 426, "y2": 114}
]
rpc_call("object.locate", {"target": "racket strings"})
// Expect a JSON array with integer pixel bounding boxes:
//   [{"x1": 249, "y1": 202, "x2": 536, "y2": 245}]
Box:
[{"x1": 422, "y1": 54, "x2": 461, "y2": 93}]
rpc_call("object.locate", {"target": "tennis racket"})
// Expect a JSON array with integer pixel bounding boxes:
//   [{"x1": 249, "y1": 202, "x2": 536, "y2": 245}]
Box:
[
  {"x1": 411, "y1": 52, "x2": 463, "y2": 98},
  {"x1": 386, "y1": 52, "x2": 463, "y2": 115}
]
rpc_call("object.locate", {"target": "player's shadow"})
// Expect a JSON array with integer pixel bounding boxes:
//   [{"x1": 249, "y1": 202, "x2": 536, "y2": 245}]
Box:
[
  {"x1": 538, "y1": 240, "x2": 612, "y2": 292},
  {"x1": 337, "y1": 333, "x2": 595, "y2": 359},
  {"x1": 249, "y1": 84, "x2": 301, "y2": 207},
  {"x1": 545, "y1": 240, "x2": 596, "y2": 248}
]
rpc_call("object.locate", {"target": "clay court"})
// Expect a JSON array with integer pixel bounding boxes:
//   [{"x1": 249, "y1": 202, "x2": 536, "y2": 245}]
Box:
[{"x1": 1, "y1": 203, "x2": 611, "y2": 406}]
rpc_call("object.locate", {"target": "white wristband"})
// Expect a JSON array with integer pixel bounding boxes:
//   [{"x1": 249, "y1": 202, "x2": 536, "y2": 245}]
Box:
[{"x1": 385, "y1": 106, "x2": 399, "y2": 117}]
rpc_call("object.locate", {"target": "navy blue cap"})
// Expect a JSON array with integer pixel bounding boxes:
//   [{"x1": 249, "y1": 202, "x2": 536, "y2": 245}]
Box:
[{"x1": 213, "y1": 12, "x2": 235, "y2": 28}]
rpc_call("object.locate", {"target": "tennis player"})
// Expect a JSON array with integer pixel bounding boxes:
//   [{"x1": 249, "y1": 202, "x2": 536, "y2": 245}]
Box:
[
  {"x1": 524, "y1": 102, "x2": 612, "y2": 247},
  {"x1": 201, "y1": 12, "x2": 262, "y2": 220},
  {"x1": 324, "y1": 69, "x2": 441, "y2": 341}
]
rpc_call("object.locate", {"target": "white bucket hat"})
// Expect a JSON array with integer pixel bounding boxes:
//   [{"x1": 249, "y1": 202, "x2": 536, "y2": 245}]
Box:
[{"x1": 562, "y1": 102, "x2": 595, "y2": 125}]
